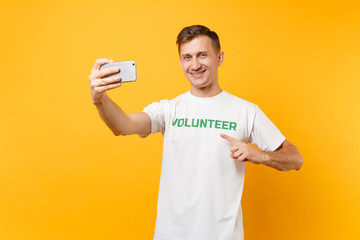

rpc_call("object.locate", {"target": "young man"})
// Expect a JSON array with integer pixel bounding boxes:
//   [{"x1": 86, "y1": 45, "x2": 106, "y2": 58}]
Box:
[{"x1": 88, "y1": 25, "x2": 303, "y2": 240}]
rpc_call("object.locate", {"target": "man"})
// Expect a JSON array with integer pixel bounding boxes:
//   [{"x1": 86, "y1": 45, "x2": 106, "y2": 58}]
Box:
[{"x1": 88, "y1": 25, "x2": 303, "y2": 240}]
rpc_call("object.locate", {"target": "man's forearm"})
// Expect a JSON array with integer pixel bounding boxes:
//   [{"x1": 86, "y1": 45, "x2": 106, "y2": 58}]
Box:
[
  {"x1": 262, "y1": 144, "x2": 303, "y2": 171},
  {"x1": 94, "y1": 94, "x2": 131, "y2": 136}
]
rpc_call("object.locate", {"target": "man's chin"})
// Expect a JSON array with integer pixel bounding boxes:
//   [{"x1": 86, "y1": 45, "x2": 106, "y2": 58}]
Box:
[{"x1": 190, "y1": 80, "x2": 210, "y2": 89}]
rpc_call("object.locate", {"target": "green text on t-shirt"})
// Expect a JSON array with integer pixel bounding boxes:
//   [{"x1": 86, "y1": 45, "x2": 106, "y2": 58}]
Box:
[{"x1": 172, "y1": 118, "x2": 237, "y2": 131}]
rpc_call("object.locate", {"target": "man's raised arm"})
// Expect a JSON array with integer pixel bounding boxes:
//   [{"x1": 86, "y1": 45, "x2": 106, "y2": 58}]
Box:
[{"x1": 88, "y1": 58, "x2": 151, "y2": 137}]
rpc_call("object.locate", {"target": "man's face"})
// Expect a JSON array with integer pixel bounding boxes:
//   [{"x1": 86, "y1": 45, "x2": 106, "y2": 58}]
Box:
[{"x1": 179, "y1": 35, "x2": 224, "y2": 89}]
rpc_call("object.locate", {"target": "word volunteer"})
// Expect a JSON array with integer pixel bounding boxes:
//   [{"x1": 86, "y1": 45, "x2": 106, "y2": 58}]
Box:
[{"x1": 172, "y1": 117, "x2": 237, "y2": 131}]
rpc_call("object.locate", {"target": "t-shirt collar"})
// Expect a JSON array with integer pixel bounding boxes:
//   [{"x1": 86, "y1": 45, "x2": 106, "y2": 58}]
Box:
[{"x1": 185, "y1": 90, "x2": 227, "y2": 103}]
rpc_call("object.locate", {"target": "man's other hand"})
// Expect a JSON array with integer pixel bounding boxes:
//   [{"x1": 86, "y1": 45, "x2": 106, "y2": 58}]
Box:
[{"x1": 220, "y1": 134, "x2": 268, "y2": 164}]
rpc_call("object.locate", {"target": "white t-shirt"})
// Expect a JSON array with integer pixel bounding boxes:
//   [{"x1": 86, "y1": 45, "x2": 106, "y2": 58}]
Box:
[{"x1": 143, "y1": 90, "x2": 286, "y2": 240}]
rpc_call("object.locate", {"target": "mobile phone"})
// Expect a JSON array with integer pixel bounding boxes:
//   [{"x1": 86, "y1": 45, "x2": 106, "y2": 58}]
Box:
[{"x1": 100, "y1": 60, "x2": 137, "y2": 82}]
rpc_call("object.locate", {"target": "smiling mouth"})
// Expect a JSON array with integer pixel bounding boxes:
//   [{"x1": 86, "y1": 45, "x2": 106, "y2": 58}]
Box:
[{"x1": 190, "y1": 69, "x2": 206, "y2": 78}]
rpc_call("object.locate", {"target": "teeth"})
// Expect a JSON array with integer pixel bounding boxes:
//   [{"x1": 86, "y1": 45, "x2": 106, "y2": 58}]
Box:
[{"x1": 191, "y1": 70, "x2": 205, "y2": 77}]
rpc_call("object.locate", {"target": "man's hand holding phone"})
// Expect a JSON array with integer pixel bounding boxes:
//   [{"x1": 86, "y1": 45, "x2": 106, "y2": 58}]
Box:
[
  {"x1": 88, "y1": 58, "x2": 137, "y2": 104},
  {"x1": 88, "y1": 58, "x2": 122, "y2": 104}
]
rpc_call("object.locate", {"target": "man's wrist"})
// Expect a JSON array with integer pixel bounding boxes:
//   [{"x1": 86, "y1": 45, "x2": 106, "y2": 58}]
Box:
[
  {"x1": 93, "y1": 93, "x2": 108, "y2": 106},
  {"x1": 261, "y1": 151, "x2": 271, "y2": 164}
]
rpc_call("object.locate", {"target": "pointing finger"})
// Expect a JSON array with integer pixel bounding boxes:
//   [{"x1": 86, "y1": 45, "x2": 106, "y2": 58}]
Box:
[{"x1": 220, "y1": 134, "x2": 239, "y2": 144}]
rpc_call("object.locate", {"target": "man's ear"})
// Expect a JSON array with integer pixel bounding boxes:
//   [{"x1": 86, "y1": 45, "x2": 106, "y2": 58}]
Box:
[{"x1": 218, "y1": 51, "x2": 225, "y2": 66}]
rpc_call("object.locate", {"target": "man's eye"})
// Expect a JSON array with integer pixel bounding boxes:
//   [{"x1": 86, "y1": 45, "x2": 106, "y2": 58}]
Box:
[
  {"x1": 184, "y1": 56, "x2": 191, "y2": 60},
  {"x1": 201, "y1": 53, "x2": 207, "y2": 57}
]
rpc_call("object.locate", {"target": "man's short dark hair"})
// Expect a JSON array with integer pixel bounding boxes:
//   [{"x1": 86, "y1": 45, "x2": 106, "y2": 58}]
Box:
[{"x1": 176, "y1": 25, "x2": 221, "y2": 54}]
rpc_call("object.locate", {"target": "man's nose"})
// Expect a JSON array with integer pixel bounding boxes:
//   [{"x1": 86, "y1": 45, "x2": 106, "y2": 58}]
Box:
[{"x1": 191, "y1": 58, "x2": 201, "y2": 70}]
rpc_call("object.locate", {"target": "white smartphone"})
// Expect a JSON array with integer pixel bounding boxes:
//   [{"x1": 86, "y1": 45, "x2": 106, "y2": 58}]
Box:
[{"x1": 100, "y1": 60, "x2": 137, "y2": 82}]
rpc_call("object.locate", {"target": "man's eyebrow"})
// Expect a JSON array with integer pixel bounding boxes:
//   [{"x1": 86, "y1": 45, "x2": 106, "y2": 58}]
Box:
[
  {"x1": 197, "y1": 51, "x2": 208, "y2": 55},
  {"x1": 181, "y1": 51, "x2": 208, "y2": 58},
  {"x1": 181, "y1": 53, "x2": 191, "y2": 58}
]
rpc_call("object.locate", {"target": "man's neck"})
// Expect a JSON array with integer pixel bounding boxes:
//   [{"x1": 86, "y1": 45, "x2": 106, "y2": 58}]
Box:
[{"x1": 190, "y1": 84, "x2": 222, "y2": 98}]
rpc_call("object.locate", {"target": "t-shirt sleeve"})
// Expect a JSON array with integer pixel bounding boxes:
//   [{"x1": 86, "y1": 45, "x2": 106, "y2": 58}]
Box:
[
  {"x1": 249, "y1": 106, "x2": 286, "y2": 152},
  {"x1": 142, "y1": 100, "x2": 168, "y2": 135}
]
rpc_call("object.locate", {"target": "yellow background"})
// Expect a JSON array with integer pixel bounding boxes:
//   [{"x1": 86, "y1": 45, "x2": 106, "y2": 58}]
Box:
[{"x1": 1, "y1": 0, "x2": 359, "y2": 239}]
